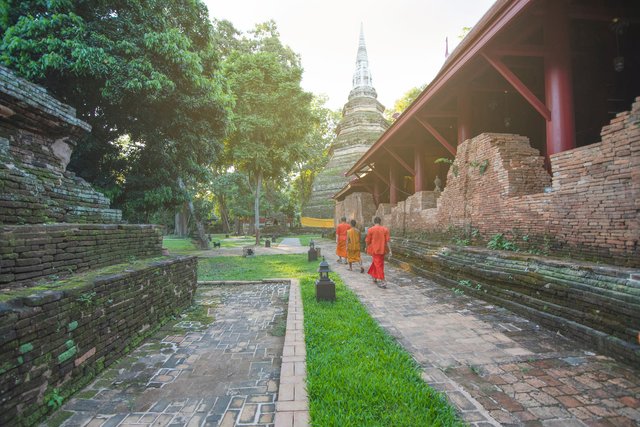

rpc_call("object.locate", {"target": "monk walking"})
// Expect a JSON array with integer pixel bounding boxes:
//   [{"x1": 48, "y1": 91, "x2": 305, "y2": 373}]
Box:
[
  {"x1": 335, "y1": 216, "x2": 350, "y2": 264},
  {"x1": 366, "y1": 216, "x2": 391, "y2": 288},
  {"x1": 346, "y1": 220, "x2": 365, "y2": 273}
]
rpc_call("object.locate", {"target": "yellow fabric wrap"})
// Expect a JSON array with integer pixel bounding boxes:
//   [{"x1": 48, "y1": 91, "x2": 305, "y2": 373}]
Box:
[{"x1": 301, "y1": 217, "x2": 335, "y2": 228}]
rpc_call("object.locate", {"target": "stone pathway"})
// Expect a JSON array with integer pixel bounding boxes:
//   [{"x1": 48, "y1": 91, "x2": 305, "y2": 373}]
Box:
[
  {"x1": 315, "y1": 241, "x2": 640, "y2": 427},
  {"x1": 273, "y1": 239, "x2": 303, "y2": 254},
  {"x1": 48, "y1": 282, "x2": 289, "y2": 427}
]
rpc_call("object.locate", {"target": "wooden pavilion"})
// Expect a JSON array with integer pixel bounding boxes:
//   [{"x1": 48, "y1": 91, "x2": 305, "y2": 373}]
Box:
[{"x1": 335, "y1": 0, "x2": 640, "y2": 206}]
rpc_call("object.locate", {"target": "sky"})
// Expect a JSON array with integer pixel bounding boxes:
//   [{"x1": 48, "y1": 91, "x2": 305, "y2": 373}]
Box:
[{"x1": 203, "y1": 0, "x2": 496, "y2": 110}]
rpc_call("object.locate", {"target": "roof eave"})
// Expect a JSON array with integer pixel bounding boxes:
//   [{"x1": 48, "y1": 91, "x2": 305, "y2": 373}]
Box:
[{"x1": 345, "y1": 0, "x2": 534, "y2": 176}]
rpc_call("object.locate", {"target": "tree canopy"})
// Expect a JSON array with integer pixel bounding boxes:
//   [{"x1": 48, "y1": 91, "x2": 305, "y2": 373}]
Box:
[
  {"x1": 384, "y1": 85, "x2": 426, "y2": 122},
  {"x1": 222, "y1": 21, "x2": 315, "y2": 242},
  {"x1": 0, "y1": 0, "x2": 231, "y2": 220}
]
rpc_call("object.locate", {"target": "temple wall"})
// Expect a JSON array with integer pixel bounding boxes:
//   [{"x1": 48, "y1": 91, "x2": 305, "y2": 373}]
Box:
[{"x1": 377, "y1": 97, "x2": 639, "y2": 267}]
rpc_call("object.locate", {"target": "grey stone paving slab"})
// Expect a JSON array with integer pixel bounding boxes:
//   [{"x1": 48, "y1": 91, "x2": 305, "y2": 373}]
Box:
[{"x1": 44, "y1": 282, "x2": 288, "y2": 427}]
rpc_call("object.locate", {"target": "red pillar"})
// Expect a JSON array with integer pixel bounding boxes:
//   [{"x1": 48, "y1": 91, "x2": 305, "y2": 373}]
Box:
[
  {"x1": 414, "y1": 146, "x2": 424, "y2": 192},
  {"x1": 457, "y1": 92, "x2": 472, "y2": 144},
  {"x1": 544, "y1": 0, "x2": 575, "y2": 157},
  {"x1": 389, "y1": 166, "x2": 398, "y2": 205},
  {"x1": 373, "y1": 179, "x2": 381, "y2": 205}
]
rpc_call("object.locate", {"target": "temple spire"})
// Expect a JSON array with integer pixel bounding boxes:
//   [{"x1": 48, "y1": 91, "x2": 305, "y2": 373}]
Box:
[{"x1": 352, "y1": 24, "x2": 373, "y2": 89}]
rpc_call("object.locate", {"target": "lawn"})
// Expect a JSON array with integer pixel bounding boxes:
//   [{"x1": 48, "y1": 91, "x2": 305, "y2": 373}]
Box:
[
  {"x1": 198, "y1": 254, "x2": 318, "y2": 280},
  {"x1": 300, "y1": 275, "x2": 463, "y2": 426},
  {"x1": 162, "y1": 235, "x2": 256, "y2": 253},
  {"x1": 162, "y1": 236, "x2": 200, "y2": 253}
]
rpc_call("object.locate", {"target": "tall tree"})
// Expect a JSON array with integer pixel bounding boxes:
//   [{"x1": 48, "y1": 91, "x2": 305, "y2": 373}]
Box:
[
  {"x1": 223, "y1": 21, "x2": 314, "y2": 244},
  {"x1": 292, "y1": 95, "x2": 340, "y2": 210},
  {"x1": 0, "y1": 0, "x2": 231, "y2": 219},
  {"x1": 384, "y1": 85, "x2": 425, "y2": 122}
]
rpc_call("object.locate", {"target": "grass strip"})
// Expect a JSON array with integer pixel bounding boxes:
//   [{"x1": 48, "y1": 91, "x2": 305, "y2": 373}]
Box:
[
  {"x1": 301, "y1": 275, "x2": 464, "y2": 426},
  {"x1": 198, "y1": 254, "x2": 318, "y2": 281}
]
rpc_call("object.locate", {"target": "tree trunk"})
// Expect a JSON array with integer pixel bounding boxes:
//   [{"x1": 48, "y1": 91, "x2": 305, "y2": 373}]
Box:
[
  {"x1": 254, "y1": 170, "x2": 262, "y2": 245},
  {"x1": 219, "y1": 195, "x2": 231, "y2": 233},
  {"x1": 177, "y1": 177, "x2": 209, "y2": 250},
  {"x1": 175, "y1": 206, "x2": 189, "y2": 237}
]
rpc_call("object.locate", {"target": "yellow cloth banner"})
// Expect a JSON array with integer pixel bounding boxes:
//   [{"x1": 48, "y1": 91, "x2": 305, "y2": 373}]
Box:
[{"x1": 301, "y1": 216, "x2": 335, "y2": 229}]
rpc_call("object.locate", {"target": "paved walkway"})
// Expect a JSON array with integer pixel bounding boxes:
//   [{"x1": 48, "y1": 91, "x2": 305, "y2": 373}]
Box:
[
  {"x1": 46, "y1": 238, "x2": 640, "y2": 427},
  {"x1": 314, "y1": 241, "x2": 640, "y2": 427},
  {"x1": 50, "y1": 282, "x2": 289, "y2": 427}
]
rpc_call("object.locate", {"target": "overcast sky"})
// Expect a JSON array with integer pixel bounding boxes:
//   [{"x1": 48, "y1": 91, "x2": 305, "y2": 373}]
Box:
[{"x1": 203, "y1": 0, "x2": 495, "y2": 110}]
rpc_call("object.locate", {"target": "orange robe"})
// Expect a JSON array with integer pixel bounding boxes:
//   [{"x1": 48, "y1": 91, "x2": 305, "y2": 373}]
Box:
[
  {"x1": 335, "y1": 222, "x2": 350, "y2": 258},
  {"x1": 346, "y1": 228, "x2": 361, "y2": 263},
  {"x1": 366, "y1": 224, "x2": 390, "y2": 280}
]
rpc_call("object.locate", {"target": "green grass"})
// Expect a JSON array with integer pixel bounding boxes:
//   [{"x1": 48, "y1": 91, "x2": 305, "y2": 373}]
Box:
[
  {"x1": 162, "y1": 235, "x2": 256, "y2": 252},
  {"x1": 162, "y1": 237, "x2": 199, "y2": 253},
  {"x1": 301, "y1": 276, "x2": 464, "y2": 426},
  {"x1": 198, "y1": 254, "x2": 318, "y2": 280}
]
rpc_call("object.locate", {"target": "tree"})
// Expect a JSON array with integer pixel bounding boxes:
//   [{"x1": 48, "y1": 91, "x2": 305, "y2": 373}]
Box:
[
  {"x1": 384, "y1": 85, "x2": 426, "y2": 122},
  {"x1": 0, "y1": 0, "x2": 231, "y2": 219},
  {"x1": 223, "y1": 22, "x2": 314, "y2": 244},
  {"x1": 292, "y1": 95, "x2": 340, "y2": 210}
]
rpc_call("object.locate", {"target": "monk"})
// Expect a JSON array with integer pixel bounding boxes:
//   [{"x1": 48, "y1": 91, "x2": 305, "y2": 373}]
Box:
[
  {"x1": 335, "y1": 217, "x2": 350, "y2": 264},
  {"x1": 365, "y1": 216, "x2": 391, "y2": 288},
  {"x1": 346, "y1": 219, "x2": 364, "y2": 273}
]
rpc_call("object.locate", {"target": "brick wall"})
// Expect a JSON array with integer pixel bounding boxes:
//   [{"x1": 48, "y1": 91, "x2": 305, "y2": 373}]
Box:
[
  {"x1": 390, "y1": 239, "x2": 640, "y2": 366},
  {"x1": 0, "y1": 224, "x2": 163, "y2": 288},
  {"x1": 0, "y1": 256, "x2": 197, "y2": 426},
  {"x1": 377, "y1": 97, "x2": 640, "y2": 267}
]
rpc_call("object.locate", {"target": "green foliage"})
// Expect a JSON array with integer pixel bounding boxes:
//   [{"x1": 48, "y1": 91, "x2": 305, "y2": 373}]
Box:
[
  {"x1": 291, "y1": 95, "x2": 340, "y2": 211},
  {"x1": 453, "y1": 237, "x2": 470, "y2": 246},
  {"x1": 469, "y1": 159, "x2": 490, "y2": 175},
  {"x1": 45, "y1": 388, "x2": 64, "y2": 410},
  {"x1": 300, "y1": 276, "x2": 463, "y2": 426},
  {"x1": 487, "y1": 233, "x2": 519, "y2": 252},
  {"x1": 77, "y1": 291, "x2": 97, "y2": 305},
  {"x1": 1, "y1": 0, "x2": 231, "y2": 220},
  {"x1": 458, "y1": 26, "x2": 472, "y2": 40},
  {"x1": 435, "y1": 157, "x2": 458, "y2": 177},
  {"x1": 385, "y1": 85, "x2": 425, "y2": 122},
  {"x1": 222, "y1": 21, "x2": 314, "y2": 241}
]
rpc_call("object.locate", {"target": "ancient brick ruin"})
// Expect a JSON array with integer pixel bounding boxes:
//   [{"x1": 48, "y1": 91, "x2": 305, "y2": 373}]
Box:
[
  {"x1": 336, "y1": 98, "x2": 640, "y2": 364},
  {"x1": 340, "y1": 97, "x2": 639, "y2": 268},
  {"x1": 0, "y1": 66, "x2": 197, "y2": 425}
]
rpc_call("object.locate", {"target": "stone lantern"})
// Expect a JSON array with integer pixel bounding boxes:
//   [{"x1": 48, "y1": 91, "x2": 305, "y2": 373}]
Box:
[
  {"x1": 308, "y1": 239, "x2": 317, "y2": 262},
  {"x1": 316, "y1": 257, "x2": 335, "y2": 301}
]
